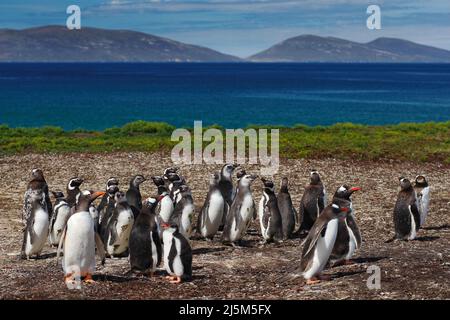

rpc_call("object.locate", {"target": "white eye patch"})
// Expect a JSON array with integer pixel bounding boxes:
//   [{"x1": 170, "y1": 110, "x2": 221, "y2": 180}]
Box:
[
  {"x1": 338, "y1": 186, "x2": 346, "y2": 192},
  {"x1": 147, "y1": 198, "x2": 156, "y2": 204},
  {"x1": 332, "y1": 204, "x2": 339, "y2": 209}
]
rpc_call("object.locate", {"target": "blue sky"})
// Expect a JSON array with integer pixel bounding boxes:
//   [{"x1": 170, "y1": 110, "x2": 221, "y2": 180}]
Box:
[{"x1": 1, "y1": 0, "x2": 449, "y2": 57}]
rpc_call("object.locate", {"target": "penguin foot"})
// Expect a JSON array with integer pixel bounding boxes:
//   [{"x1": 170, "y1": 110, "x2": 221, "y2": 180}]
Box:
[
  {"x1": 83, "y1": 274, "x2": 95, "y2": 284},
  {"x1": 306, "y1": 278, "x2": 321, "y2": 285},
  {"x1": 169, "y1": 276, "x2": 182, "y2": 284}
]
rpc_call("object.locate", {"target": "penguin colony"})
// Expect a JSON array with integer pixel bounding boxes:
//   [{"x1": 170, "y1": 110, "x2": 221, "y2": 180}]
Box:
[{"x1": 21, "y1": 166, "x2": 431, "y2": 287}]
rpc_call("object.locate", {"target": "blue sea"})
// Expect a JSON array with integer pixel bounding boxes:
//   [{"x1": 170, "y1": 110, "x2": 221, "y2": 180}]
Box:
[{"x1": 1, "y1": 63, "x2": 450, "y2": 130}]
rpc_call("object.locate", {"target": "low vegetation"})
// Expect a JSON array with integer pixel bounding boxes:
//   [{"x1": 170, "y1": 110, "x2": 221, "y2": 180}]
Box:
[{"x1": 1, "y1": 121, "x2": 450, "y2": 162}]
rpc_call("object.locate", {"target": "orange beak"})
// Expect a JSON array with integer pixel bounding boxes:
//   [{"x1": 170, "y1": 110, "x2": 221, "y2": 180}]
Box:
[
  {"x1": 92, "y1": 191, "x2": 106, "y2": 199},
  {"x1": 350, "y1": 187, "x2": 361, "y2": 192},
  {"x1": 161, "y1": 223, "x2": 170, "y2": 229}
]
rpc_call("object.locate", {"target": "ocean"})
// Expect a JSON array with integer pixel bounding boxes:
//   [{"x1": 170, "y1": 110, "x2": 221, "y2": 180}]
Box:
[{"x1": 0, "y1": 63, "x2": 449, "y2": 130}]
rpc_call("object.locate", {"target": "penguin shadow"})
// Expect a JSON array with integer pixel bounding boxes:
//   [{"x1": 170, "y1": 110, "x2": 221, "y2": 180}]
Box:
[
  {"x1": 422, "y1": 224, "x2": 450, "y2": 231},
  {"x1": 93, "y1": 274, "x2": 136, "y2": 283},
  {"x1": 331, "y1": 269, "x2": 365, "y2": 280},
  {"x1": 26, "y1": 252, "x2": 57, "y2": 260},
  {"x1": 351, "y1": 256, "x2": 387, "y2": 264},
  {"x1": 414, "y1": 236, "x2": 440, "y2": 242},
  {"x1": 192, "y1": 247, "x2": 227, "y2": 255}
]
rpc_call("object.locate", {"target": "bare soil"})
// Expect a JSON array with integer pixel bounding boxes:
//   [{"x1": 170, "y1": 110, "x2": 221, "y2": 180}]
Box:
[{"x1": 0, "y1": 153, "x2": 449, "y2": 300}]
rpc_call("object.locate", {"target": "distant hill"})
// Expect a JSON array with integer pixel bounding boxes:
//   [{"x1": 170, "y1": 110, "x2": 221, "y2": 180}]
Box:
[
  {"x1": 249, "y1": 35, "x2": 450, "y2": 62},
  {"x1": 0, "y1": 26, "x2": 241, "y2": 62}
]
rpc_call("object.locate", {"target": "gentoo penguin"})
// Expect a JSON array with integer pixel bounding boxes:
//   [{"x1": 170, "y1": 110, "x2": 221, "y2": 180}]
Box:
[
  {"x1": 126, "y1": 175, "x2": 146, "y2": 219},
  {"x1": 151, "y1": 176, "x2": 174, "y2": 224},
  {"x1": 414, "y1": 175, "x2": 430, "y2": 227},
  {"x1": 129, "y1": 197, "x2": 162, "y2": 276},
  {"x1": 330, "y1": 185, "x2": 362, "y2": 265},
  {"x1": 48, "y1": 191, "x2": 71, "y2": 247},
  {"x1": 277, "y1": 177, "x2": 298, "y2": 239},
  {"x1": 57, "y1": 190, "x2": 106, "y2": 285},
  {"x1": 102, "y1": 191, "x2": 135, "y2": 258},
  {"x1": 22, "y1": 168, "x2": 52, "y2": 225},
  {"x1": 66, "y1": 177, "x2": 84, "y2": 208},
  {"x1": 393, "y1": 177, "x2": 420, "y2": 241},
  {"x1": 97, "y1": 177, "x2": 119, "y2": 220},
  {"x1": 21, "y1": 190, "x2": 49, "y2": 259},
  {"x1": 299, "y1": 170, "x2": 327, "y2": 234},
  {"x1": 197, "y1": 172, "x2": 224, "y2": 240},
  {"x1": 98, "y1": 184, "x2": 119, "y2": 228},
  {"x1": 222, "y1": 174, "x2": 257, "y2": 245},
  {"x1": 162, "y1": 223, "x2": 192, "y2": 284},
  {"x1": 218, "y1": 164, "x2": 238, "y2": 231},
  {"x1": 298, "y1": 199, "x2": 351, "y2": 284},
  {"x1": 258, "y1": 178, "x2": 283, "y2": 243},
  {"x1": 170, "y1": 185, "x2": 194, "y2": 239}
]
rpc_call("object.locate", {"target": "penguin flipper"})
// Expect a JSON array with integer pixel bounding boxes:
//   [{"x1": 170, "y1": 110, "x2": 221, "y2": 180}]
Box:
[
  {"x1": 95, "y1": 232, "x2": 106, "y2": 265},
  {"x1": 302, "y1": 218, "x2": 328, "y2": 257},
  {"x1": 168, "y1": 238, "x2": 177, "y2": 274},
  {"x1": 56, "y1": 226, "x2": 67, "y2": 266}
]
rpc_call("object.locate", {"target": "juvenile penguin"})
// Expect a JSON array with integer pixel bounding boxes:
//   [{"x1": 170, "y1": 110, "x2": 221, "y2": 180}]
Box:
[
  {"x1": 48, "y1": 191, "x2": 71, "y2": 247},
  {"x1": 126, "y1": 175, "x2": 146, "y2": 219},
  {"x1": 197, "y1": 172, "x2": 225, "y2": 240},
  {"x1": 129, "y1": 197, "x2": 162, "y2": 276},
  {"x1": 57, "y1": 190, "x2": 106, "y2": 285},
  {"x1": 277, "y1": 177, "x2": 298, "y2": 239},
  {"x1": 299, "y1": 170, "x2": 327, "y2": 234},
  {"x1": 151, "y1": 176, "x2": 174, "y2": 223},
  {"x1": 162, "y1": 223, "x2": 192, "y2": 284},
  {"x1": 393, "y1": 177, "x2": 420, "y2": 241},
  {"x1": 298, "y1": 199, "x2": 351, "y2": 284},
  {"x1": 102, "y1": 191, "x2": 135, "y2": 258},
  {"x1": 21, "y1": 190, "x2": 50, "y2": 259},
  {"x1": 170, "y1": 185, "x2": 194, "y2": 239},
  {"x1": 222, "y1": 174, "x2": 257, "y2": 245},
  {"x1": 22, "y1": 168, "x2": 52, "y2": 225},
  {"x1": 330, "y1": 185, "x2": 362, "y2": 265},
  {"x1": 414, "y1": 175, "x2": 430, "y2": 227},
  {"x1": 218, "y1": 164, "x2": 238, "y2": 231},
  {"x1": 258, "y1": 178, "x2": 283, "y2": 243},
  {"x1": 66, "y1": 177, "x2": 84, "y2": 208}
]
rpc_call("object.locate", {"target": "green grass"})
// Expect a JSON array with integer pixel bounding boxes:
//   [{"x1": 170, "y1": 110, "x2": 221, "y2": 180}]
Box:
[{"x1": 2, "y1": 121, "x2": 450, "y2": 163}]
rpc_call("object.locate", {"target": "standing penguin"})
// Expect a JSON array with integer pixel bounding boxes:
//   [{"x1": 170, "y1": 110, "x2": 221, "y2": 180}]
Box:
[
  {"x1": 57, "y1": 190, "x2": 106, "y2": 285},
  {"x1": 197, "y1": 172, "x2": 224, "y2": 240},
  {"x1": 151, "y1": 176, "x2": 174, "y2": 224},
  {"x1": 414, "y1": 175, "x2": 430, "y2": 227},
  {"x1": 98, "y1": 184, "x2": 119, "y2": 229},
  {"x1": 97, "y1": 178, "x2": 119, "y2": 220},
  {"x1": 126, "y1": 175, "x2": 146, "y2": 219},
  {"x1": 170, "y1": 185, "x2": 194, "y2": 239},
  {"x1": 66, "y1": 177, "x2": 84, "y2": 208},
  {"x1": 48, "y1": 191, "x2": 71, "y2": 247},
  {"x1": 22, "y1": 168, "x2": 52, "y2": 225},
  {"x1": 299, "y1": 170, "x2": 327, "y2": 234},
  {"x1": 129, "y1": 197, "x2": 162, "y2": 276},
  {"x1": 258, "y1": 178, "x2": 283, "y2": 243},
  {"x1": 393, "y1": 177, "x2": 420, "y2": 241},
  {"x1": 277, "y1": 177, "x2": 298, "y2": 239},
  {"x1": 297, "y1": 199, "x2": 351, "y2": 284},
  {"x1": 222, "y1": 174, "x2": 257, "y2": 245},
  {"x1": 218, "y1": 164, "x2": 238, "y2": 231},
  {"x1": 102, "y1": 191, "x2": 135, "y2": 258},
  {"x1": 330, "y1": 185, "x2": 362, "y2": 265},
  {"x1": 162, "y1": 224, "x2": 192, "y2": 284},
  {"x1": 162, "y1": 166, "x2": 179, "y2": 188}
]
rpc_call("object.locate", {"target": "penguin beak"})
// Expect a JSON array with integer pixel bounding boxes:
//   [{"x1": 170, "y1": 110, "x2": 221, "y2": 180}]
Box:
[
  {"x1": 350, "y1": 187, "x2": 361, "y2": 192},
  {"x1": 161, "y1": 223, "x2": 170, "y2": 229},
  {"x1": 91, "y1": 191, "x2": 106, "y2": 199}
]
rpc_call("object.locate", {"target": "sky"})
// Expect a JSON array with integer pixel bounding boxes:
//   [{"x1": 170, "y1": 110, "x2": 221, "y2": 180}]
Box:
[{"x1": 1, "y1": 0, "x2": 449, "y2": 57}]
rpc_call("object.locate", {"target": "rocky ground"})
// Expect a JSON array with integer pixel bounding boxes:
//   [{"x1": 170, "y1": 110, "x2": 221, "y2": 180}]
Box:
[{"x1": 0, "y1": 152, "x2": 449, "y2": 300}]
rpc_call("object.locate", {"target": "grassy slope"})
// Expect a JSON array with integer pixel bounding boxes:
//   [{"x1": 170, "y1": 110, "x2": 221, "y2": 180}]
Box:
[{"x1": 1, "y1": 121, "x2": 450, "y2": 162}]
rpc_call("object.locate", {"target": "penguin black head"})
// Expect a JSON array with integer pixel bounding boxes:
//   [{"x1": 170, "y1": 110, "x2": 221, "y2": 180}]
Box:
[
  {"x1": 31, "y1": 169, "x2": 45, "y2": 181},
  {"x1": 167, "y1": 173, "x2": 182, "y2": 183},
  {"x1": 179, "y1": 184, "x2": 190, "y2": 194},
  {"x1": 310, "y1": 170, "x2": 321, "y2": 185},
  {"x1": 221, "y1": 163, "x2": 238, "y2": 179},
  {"x1": 143, "y1": 197, "x2": 159, "y2": 211},
  {"x1": 107, "y1": 184, "x2": 119, "y2": 197},
  {"x1": 334, "y1": 185, "x2": 361, "y2": 200},
  {"x1": 236, "y1": 168, "x2": 247, "y2": 181},
  {"x1": 163, "y1": 166, "x2": 179, "y2": 176},
  {"x1": 280, "y1": 177, "x2": 289, "y2": 192},
  {"x1": 415, "y1": 175, "x2": 428, "y2": 188},
  {"x1": 51, "y1": 191, "x2": 65, "y2": 199},
  {"x1": 106, "y1": 177, "x2": 119, "y2": 187},
  {"x1": 114, "y1": 191, "x2": 127, "y2": 203},
  {"x1": 151, "y1": 176, "x2": 166, "y2": 187},
  {"x1": 331, "y1": 200, "x2": 351, "y2": 220},
  {"x1": 399, "y1": 177, "x2": 412, "y2": 191},
  {"x1": 68, "y1": 177, "x2": 84, "y2": 190},
  {"x1": 261, "y1": 177, "x2": 275, "y2": 193},
  {"x1": 131, "y1": 175, "x2": 146, "y2": 187}
]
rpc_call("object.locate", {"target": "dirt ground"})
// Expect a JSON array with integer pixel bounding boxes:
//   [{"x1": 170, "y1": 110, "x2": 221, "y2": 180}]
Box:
[{"x1": 0, "y1": 152, "x2": 449, "y2": 300}]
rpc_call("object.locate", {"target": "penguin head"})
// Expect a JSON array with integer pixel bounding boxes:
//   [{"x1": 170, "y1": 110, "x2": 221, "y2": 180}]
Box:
[
  {"x1": 106, "y1": 177, "x2": 119, "y2": 188},
  {"x1": 415, "y1": 175, "x2": 428, "y2": 188},
  {"x1": 107, "y1": 184, "x2": 119, "y2": 197},
  {"x1": 236, "y1": 168, "x2": 247, "y2": 181},
  {"x1": 77, "y1": 190, "x2": 106, "y2": 208},
  {"x1": 143, "y1": 197, "x2": 159, "y2": 211},
  {"x1": 310, "y1": 170, "x2": 321, "y2": 184},
  {"x1": 240, "y1": 174, "x2": 258, "y2": 187},
  {"x1": 209, "y1": 172, "x2": 220, "y2": 186},
  {"x1": 280, "y1": 177, "x2": 289, "y2": 192},
  {"x1": 114, "y1": 191, "x2": 127, "y2": 203},
  {"x1": 51, "y1": 190, "x2": 65, "y2": 200},
  {"x1": 331, "y1": 200, "x2": 351, "y2": 220},
  {"x1": 167, "y1": 173, "x2": 182, "y2": 183},
  {"x1": 221, "y1": 163, "x2": 238, "y2": 179},
  {"x1": 334, "y1": 185, "x2": 360, "y2": 200},
  {"x1": 151, "y1": 176, "x2": 165, "y2": 187},
  {"x1": 399, "y1": 177, "x2": 412, "y2": 191},
  {"x1": 131, "y1": 175, "x2": 146, "y2": 187},
  {"x1": 261, "y1": 177, "x2": 275, "y2": 193},
  {"x1": 163, "y1": 166, "x2": 179, "y2": 176},
  {"x1": 31, "y1": 168, "x2": 45, "y2": 181},
  {"x1": 179, "y1": 184, "x2": 190, "y2": 194},
  {"x1": 68, "y1": 177, "x2": 84, "y2": 190}
]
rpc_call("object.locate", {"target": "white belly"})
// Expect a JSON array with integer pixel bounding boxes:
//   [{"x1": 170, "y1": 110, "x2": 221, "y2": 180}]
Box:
[
  {"x1": 63, "y1": 212, "x2": 95, "y2": 276},
  {"x1": 159, "y1": 196, "x2": 174, "y2": 223},
  {"x1": 180, "y1": 204, "x2": 194, "y2": 239},
  {"x1": 418, "y1": 187, "x2": 430, "y2": 226},
  {"x1": 258, "y1": 196, "x2": 269, "y2": 239},
  {"x1": 49, "y1": 205, "x2": 71, "y2": 246},
  {"x1": 163, "y1": 234, "x2": 184, "y2": 277},
  {"x1": 303, "y1": 218, "x2": 338, "y2": 280},
  {"x1": 107, "y1": 209, "x2": 134, "y2": 256},
  {"x1": 408, "y1": 205, "x2": 417, "y2": 240},
  {"x1": 150, "y1": 231, "x2": 158, "y2": 271},
  {"x1": 229, "y1": 194, "x2": 254, "y2": 242},
  {"x1": 345, "y1": 219, "x2": 358, "y2": 260},
  {"x1": 200, "y1": 192, "x2": 224, "y2": 238},
  {"x1": 25, "y1": 208, "x2": 49, "y2": 256}
]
